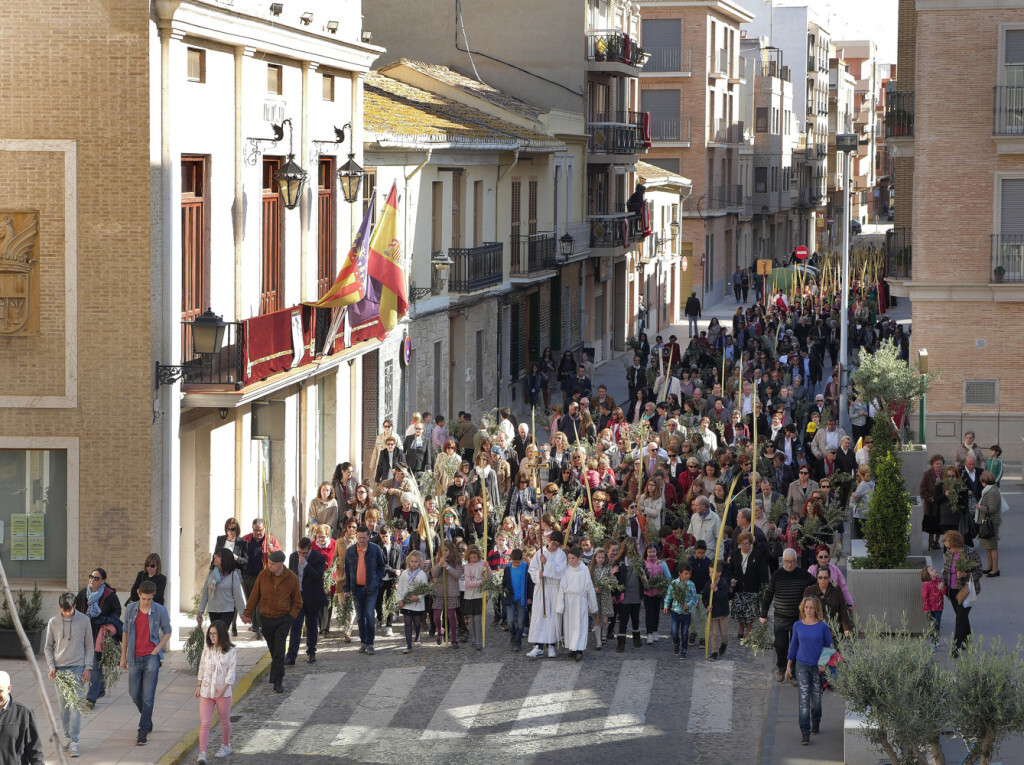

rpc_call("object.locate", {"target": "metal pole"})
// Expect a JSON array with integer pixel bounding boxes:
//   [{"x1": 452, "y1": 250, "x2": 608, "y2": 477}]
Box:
[{"x1": 838, "y1": 147, "x2": 852, "y2": 434}]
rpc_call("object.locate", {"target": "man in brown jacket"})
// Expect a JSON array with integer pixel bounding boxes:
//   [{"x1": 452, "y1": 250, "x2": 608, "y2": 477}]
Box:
[{"x1": 242, "y1": 550, "x2": 301, "y2": 693}]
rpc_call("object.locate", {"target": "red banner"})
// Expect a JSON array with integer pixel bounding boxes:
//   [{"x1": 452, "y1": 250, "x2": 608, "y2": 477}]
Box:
[{"x1": 242, "y1": 305, "x2": 316, "y2": 384}]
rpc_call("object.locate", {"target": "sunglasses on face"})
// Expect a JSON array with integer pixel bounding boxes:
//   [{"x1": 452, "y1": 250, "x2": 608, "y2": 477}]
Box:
[
  {"x1": 145, "y1": 563, "x2": 157, "y2": 569},
  {"x1": 89, "y1": 575, "x2": 103, "y2": 581}
]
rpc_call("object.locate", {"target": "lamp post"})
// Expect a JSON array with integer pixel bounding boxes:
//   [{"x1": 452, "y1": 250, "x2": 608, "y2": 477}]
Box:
[
  {"x1": 918, "y1": 349, "x2": 928, "y2": 446},
  {"x1": 155, "y1": 308, "x2": 227, "y2": 387},
  {"x1": 559, "y1": 233, "x2": 575, "y2": 261},
  {"x1": 334, "y1": 121, "x2": 365, "y2": 204},
  {"x1": 835, "y1": 133, "x2": 858, "y2": 434}
]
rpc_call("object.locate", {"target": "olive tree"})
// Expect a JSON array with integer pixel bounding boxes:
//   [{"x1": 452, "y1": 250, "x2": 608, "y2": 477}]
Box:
[{"x1": 851, "y1": 339, "x2": 936, "y2": 447}]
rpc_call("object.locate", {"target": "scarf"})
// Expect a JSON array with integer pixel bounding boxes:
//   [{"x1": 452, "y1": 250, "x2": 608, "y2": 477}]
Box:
[
  {"x1": 207, "y1": 567, "x2": 223, "y2": 601},
  {"x1": 86, "y1": 585, "x2": 105, "y2": 618}
]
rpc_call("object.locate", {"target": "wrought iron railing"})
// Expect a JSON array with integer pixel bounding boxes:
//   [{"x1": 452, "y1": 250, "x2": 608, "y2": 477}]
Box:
[
  {"x1": 993, "y1": 86, "x2": 1024, "y2": 135},
  {"x1": 885, "y1": 91, "x2": 915, "y2": 138},
  {"x1": 586, "y1": 30, "x2": 644, "y2": 67},
  {"x1": 448, "y1": 243, "x2": 503, "y2": 293},
  {"x1": 180, "y1": 320, "x2": 244, "y2": 387},
  {"x1": 991, "y1": 234, "x2": 1024, "y2": 282},
  {"x1": 885, "y1": 227, "x2": 912, "y2": 280},
  {"x1": 589, "y1": 214, "x2": 630, "y2": 249},
  {"x1": 644, "y1": 46, "x2": 691, "y2": 73},
  {"x1": 650, "y1": 116, "x2": 689, "y2": 142},
  {"x1": 511, "y1": 232, "x2": 557, "y2": 275},
  {"x1": 587, "y1": 122, "x2": 639, "y2": 154}
]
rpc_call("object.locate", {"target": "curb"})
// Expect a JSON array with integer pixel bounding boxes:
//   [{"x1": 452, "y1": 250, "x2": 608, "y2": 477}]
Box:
[{"x1": 157, "y1": 653, "x2": 272, "y2": 765}]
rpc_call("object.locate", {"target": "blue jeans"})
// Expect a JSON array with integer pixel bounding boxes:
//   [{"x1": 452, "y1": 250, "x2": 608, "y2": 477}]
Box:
[
  {"x1": 86, "y1": 650, "x2": 103, "y2": 703},
  {"x1": 688, "y1": 316, "x2": 698, "y2": 337},
  {"x1": 353, "y1": 587, "x2": 378, "y2": 646},
  {"x1": 670, "y1": 612, "x2": 692, "y2": 652},
  {"x1": 127, "y1": 654, "x2": 160, "y2": 734},
  {"x1": 927, "y1": 610, "x2": 943, "y2": 643},
  {"x1": 55, "y1": 666, "x2": 85, "y2": 743},
  {"x1": 795, "y1": 661, "x2": 822, "y2": 736},
  {"x1": 506, "y1": 600, "x2": 528, "y2": 647}
]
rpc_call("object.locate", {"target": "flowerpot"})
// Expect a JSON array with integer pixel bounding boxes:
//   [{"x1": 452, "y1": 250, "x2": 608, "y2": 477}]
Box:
[
  {"x1": 0, "y1": 628, "x2": 45, "y2": 657},
  {"x1": 993, "y1": 271, "x2": 1005, "y2": 283},
  {"x1": 846, "y1": 557, "x2": 929, "y2": 635}
]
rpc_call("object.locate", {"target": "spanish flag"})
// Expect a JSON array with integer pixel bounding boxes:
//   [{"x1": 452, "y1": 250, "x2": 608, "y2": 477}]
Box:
[
  {"x1": 313, "y1": 196, "x2": 375, "y2": 309},
  {"x1": 367, "y1": 182, "x2": 407, "y2": 333}
]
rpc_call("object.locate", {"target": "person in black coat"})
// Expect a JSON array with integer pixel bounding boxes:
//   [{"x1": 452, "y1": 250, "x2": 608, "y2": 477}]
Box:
[
  {"x1": 0, "y1": 675, "x2": 44, "y2": 765},
  {"x1": 403, "y1": 425, "x2": 434, "y2": 475},
  {"x1": 75, "y1": 567, "x2": 122, "y2": 707},
  {"x1": 286, "y1": 538, "x2": 326, "y2": 664},
  {"x1": 375, "y1": 528, "x2": 403, "y2": 635},
  {"x1": 728, "y1": 532, "x2": 771, "y2": 642},
  {"x1": 759, "y1": 550, "x2": 816, "y2": 681},
  {"x1": 126, "y1": 553, "x2": 167, "y2": 606},
  {"x1": 212, "y1": 518, "x2": 249, "y2": 573},
  {"x1": 374, "y1": 437, "x2": 405, "y2": 484}
]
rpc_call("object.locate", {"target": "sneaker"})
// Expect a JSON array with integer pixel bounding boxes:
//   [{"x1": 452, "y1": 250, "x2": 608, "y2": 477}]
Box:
[
  {"x1": 547, "y1": 646, "x2": 556, "y2": 658},
  {"x1": 366, "y1": 645, "x2": 375, "y2": 655},
  {"x1": 385, "y1": 627, "x2": 394, "y2": 637},
  {"x1": 215, "y1": 744, "x2": 233, "y2": 759},
  {"x1": 680, "y1": 651, "x2": 687, "y2": 659},
  {"x1": 651, "y1": 633, "x2": 659, "y2": 643},
  {"x1": 709, "y1": 651, "x2": 718, "y2": 661},
  {"x1": 284, "y1": 657, "x2": 296, "y2": 665},
  {"x1": 62, "y1": 739, "x2": 70, "y2": 752},
  {"x1": 403, "y1": 647, "x2": 412, "y2": 654},
  {"x1": 673, "y1": 644, "x2": 680, "y2": 655},
  {"x1": 84, "y1": 700, "x2": 95, "y2": 711},
  {"x1": 527, "y1": 645, "x2": 544, "y2": 659},
  {"x1": 69, "y1": 743, "x2": 80, "y2": 758},
  {"x1": 646, "y1": 634, "x2": 653, "y2": 645},
  {"x1": 137, "y1": 731, "x2": 148, "y2": 746},
  {"x1": 197, "y1": 753, "x2": 207, "y2": 765},
  {"x1": 689, "y1": 633, "x2": 697, "y2": 646},
  {"x1": 358, "y1": 644, "x2": 368, "y2": 654}
]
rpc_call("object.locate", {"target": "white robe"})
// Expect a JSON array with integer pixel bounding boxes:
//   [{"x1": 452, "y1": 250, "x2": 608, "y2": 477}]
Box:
[
  {"x1": 555, "y1": 564, "x2": 598, "y2": 651},
  {"x1": 527, "y1": 547, "x2": 567, "y2": 645}
]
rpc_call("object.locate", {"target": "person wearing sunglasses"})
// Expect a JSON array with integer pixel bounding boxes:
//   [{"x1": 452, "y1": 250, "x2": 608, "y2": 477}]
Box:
[
  {"x1": 126, "y1": 553, "x2": 166, "y2": 607},
  {"x1": 74, "y1": 568, "x2": 122, "y2": 710}
]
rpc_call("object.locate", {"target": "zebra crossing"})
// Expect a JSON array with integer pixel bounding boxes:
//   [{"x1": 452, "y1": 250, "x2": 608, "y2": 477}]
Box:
[{"x1": 220, "y1": 649, "x2": 768, "y2": 763}]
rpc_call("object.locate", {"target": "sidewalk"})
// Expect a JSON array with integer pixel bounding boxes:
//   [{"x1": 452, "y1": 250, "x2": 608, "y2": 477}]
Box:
[{"x1": 4, "y1": 617, "x2": 270, "y2": 765}]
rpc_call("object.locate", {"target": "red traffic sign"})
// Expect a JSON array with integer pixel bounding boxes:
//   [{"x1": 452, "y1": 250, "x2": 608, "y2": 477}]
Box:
[
  {"x1": 826, "y1": 217, "x2": 834, "y2": 226},
  {"x1": 795, "y1": 245, "x2": 809, "y2": 260}
]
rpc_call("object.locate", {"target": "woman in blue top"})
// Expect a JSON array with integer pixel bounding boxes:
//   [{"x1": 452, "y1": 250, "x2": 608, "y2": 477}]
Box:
[{"x1": 785, "y1": 596, "x2": 833, "y2": 746}]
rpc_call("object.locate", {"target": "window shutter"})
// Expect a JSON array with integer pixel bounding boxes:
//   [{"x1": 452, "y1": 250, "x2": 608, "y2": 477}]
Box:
[
  {"x1": 647, "y1": 158, "x2": 680, "y2": 174},
  {"x1": 1001, "y1": 179, "x2": 1024, "y2": 235},
  {"x1": 641, "y1": 89, "x2": 680, "y2": 140},
  {"x1": 642, "y1": 19, "x2": 680, "y2": 48},
  {"x1": 1005, "y1": 30, "x2": 1024, "y2": 64}
]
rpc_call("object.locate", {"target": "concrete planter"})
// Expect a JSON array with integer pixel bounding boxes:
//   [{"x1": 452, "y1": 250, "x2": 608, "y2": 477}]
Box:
[
  {"x1": 846, "y1": 555, "x2": 929, "y2": 635},
  {"x1": 844, "y1": 707, "x2": 890, "y2": 765},
  {"x1": 897, "y1": 448, "x2": 930, "y2": 501},
  {"x1": 0, "y1": 628, "x2": 44, "y2": 657}
]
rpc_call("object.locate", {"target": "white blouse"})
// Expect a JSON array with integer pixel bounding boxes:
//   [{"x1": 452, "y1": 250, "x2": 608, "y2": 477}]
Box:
[{"x1": 197, "y1": 646, "x2": 237, "y2": 698}]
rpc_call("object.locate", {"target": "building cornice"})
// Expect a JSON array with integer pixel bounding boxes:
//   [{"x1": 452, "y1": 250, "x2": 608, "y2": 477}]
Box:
[{"x1": 915, "y1": 0, "x2": 1024, "y2": 10}]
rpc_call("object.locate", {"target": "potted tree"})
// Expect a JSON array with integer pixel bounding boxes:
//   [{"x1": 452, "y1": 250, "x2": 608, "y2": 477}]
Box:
[
  {"x1": 993, "y1": 265, "x2": 1005, "y2": 283},
  {"x1": 0, "y1": 584, "x2": 46, "y2": 657},
  {"x1": 846, "y1": 341, "x2": 935, "y2": 634}
]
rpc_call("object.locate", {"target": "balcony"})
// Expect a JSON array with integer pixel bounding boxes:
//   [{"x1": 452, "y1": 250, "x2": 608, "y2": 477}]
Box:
[
  {"x1": 885, "y1": 91, "x2": 915, "y2": 138},
  {"x1": 586, "y1": 30, "x2": 645, "y2": 73},
  {"x1": 643, "y1": 46, "x2": 692, "y2": 75},
  {"x1": 993, "y1": 86, "x2": 1024, "y2": 136},
  {"x1": 709, "y1": 48, "x2": 728, "y2": 79},
  {"x1": 448, "y1": 243, "x2": 503, "y2": 293},
  {"x1": 992, "y1": 234, "x2": 1024, "y2": 282},
  {"x1": 885, "y1": 227, "x2": 912, "y2": 280},
  {"x1": 730, "y1": 56, "x2": 746, "y2": 84},
  {"x1": 650, "y1": 115, "x2": 690, "y2": 144},
  {"x1": 510, "y1": 232, "x2": 557, "y2": 277},
  {"x1": 587, "y1": 112, "x2": 644, "y2": 159},
  {"x1": 709, "y1": 119, "x2": 743, "y2": 146},
  {"x1": 589, "y1": 214, "x2": 630, "y2": 250},
  {"x1": 180, "y1": 320, "x2": 244, "y2": 387}
]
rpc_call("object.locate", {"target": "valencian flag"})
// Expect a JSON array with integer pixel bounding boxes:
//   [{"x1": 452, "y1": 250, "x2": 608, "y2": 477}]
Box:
[
  {"x1": 314, "y1": 196, "x2": 376, "y2": 309},
  {"x1": 349, "y1": 182, "x2": 407, "y2": 339}
]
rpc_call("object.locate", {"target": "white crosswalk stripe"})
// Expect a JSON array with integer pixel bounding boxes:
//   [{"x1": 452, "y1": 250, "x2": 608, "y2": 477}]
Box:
[
  {"x1": 332, "y1": 667, "x2": 425, "y2": 747},
  {"x1": 241, "y1": 671, "x2": 346, "y2": 753},
  {"x1": 687, "y1": 660, "x2": 734, "y2": 733},
  {"x1": 509, "y1": 662, "x2": 582, "y2": 736},
  {"x1": 421, "y1": 662, "x2": 503, "y2": 739},
  {"x1": 603, "y1": 659, "x2": 658, "y2": 735}
]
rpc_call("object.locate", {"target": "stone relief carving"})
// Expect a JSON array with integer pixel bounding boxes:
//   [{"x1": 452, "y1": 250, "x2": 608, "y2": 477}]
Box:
[{"x1": 0, "y1": 212, "x2": 39, "y2": 335}]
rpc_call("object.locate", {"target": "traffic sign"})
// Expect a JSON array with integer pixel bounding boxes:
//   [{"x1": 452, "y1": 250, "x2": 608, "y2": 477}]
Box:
[
  {"x1": 795, "y1": 245, "x2": 809, "y2": 260},
  {"x1": 826, "y1": 216, "x2": 834, "y2": 226},
  {"x1": 756, "y1": 259, "x2": 772, "y2": 276}
]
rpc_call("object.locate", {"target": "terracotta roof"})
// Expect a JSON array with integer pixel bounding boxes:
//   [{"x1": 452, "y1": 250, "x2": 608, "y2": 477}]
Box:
[
  {"x1": 381, "y1": 59, "x2": 546, "y2": 119},
  {"x1": 364, "y1": 72, "x2": 562, "y2": 149},
  {"x1": 636, "y1": 160, "x2": 692, "y2": 188}
]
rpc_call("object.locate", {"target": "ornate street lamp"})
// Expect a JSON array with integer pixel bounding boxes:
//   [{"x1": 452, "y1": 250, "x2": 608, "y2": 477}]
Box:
[
  {"x1": 155, "y1": 308, "x2": 227, "y2": 387},
  {"x1": 559, "y1": 233, "x2": 575, "y2": 261},
  {"x1": 273, "y1": 119, "x2": 307, "y2": 210},
  {"x1": 335, "y1": 121, "x2": 365, "y2": 204}
]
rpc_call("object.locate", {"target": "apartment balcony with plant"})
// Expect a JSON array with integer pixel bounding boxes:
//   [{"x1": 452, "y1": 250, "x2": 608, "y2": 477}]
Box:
[
  {"x1": 587, "y1": 110, "x2": 650, "y2": 159},
  {"x1": 885, "y1": 90, "x2": 915, "y2": 138},
  {"x1": 586, "y1": 29, "x2": 646, "y2": 72},
  {"x1": 992, "y1": 234, "x2": 1024, "y2": 282}
]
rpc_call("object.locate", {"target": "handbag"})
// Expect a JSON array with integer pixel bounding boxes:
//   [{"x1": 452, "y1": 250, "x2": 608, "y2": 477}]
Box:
[
  {"x1": 958, "y1": 511, "x2": 978, "y2": 543},
  {"x1": 957, "y1": 577, "x2": 978, "y2": 608},
  {"x1": 978, "y1": 516, "x2": 996, "y2": 540},
  {"x1": 767, "y1": 532, "x2": 784, "y2": 559}
]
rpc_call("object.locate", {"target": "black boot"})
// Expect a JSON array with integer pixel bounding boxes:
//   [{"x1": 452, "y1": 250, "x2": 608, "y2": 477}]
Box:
[
  {"x1": 632, "y1": 631, "x2": 642, "y2": 648},
  {"x1": 718, "y1": 642, "x2": 728, "y2": 657},
  {"x1": 616, "y1": 635, "x2": 626, "y2": 653}
]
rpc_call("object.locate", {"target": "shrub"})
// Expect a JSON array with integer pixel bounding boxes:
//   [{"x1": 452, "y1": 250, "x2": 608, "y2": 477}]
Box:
[
  {"x1": 864, "y1": 452, "x2": 911, "y2": 569},
  {"x1": 0, "y1": 585, "x2": 44, "y2": 631}
]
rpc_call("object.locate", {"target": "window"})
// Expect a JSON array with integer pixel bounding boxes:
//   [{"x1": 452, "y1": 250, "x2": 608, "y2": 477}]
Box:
[
  {"x1": 187, "y1": 48, "x2": 206, "y2": 83},
  {"x1": 267, "y1": 64, "x2": 283, "y2": 95},
  {"x1": 755, "y1": 107, "x2": 769, "y2": 133},
  {"x1": 362, "y1": 168, "x2": 377, "y2": 220},
  {"x1": 0, "y1": 449, "x2": 68, "y2": 582},
  {"x1": 647, "y1": 158, "x2": 679, "y2": 174},
  {"x1": 451, "y1": 170, "x2": 464, "y2": 249},
  {"x1": 317, "y1": 157, "x2": 336, "y2": 298},
  {"x1": 755, "y1": 167, "x2": 767, "y2": 193},
  {"x1": 475, "y1": 330, "x2": 484, "y2": 401},
  {"x1": 1000, "y1": 178, "x2": 1024, "y2": 235},
  {"x1": 473, "y1": 181, "x2": 483, "y2": 246},
  {"x1": 181, "y1": 157, "x2": 208, "y2": 354},
  {"x1": 528, "y1": 178, "x2": 538, "y2": 236},
  {"x1": 1006, "y1": 30, "x2": 1024, "y2": 85},
  {"x1": 431, "y1": 181, "x2": 444, "y2": 255},
  {"x1": 511, "y1": 178, "x2": 521, "y2": 244},
  {"x1": 589, "y1": 82, "x2": 609, "y2": 122},
  {"x1": 642, "y1": 89, "x2": 680, "y2": 141},
  {"x1": 260, "y1": 158, "x2": 284, "y2": 314},
  {"x1": 322, "y1": 73, "x2": 335, "y2": 101},
  {"x1": 641, "y1": 19, "x2": 681, "y2": 72}
]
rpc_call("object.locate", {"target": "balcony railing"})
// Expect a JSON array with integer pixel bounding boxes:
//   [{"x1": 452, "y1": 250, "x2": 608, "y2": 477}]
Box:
[
  {"x1": 992, "y1": 234, "x2": 1024, "y2": 282},
  {"x1": 588, "y1": 121, "x2": 639, "y2": 155},
  {"x1": 993, "y1": 86, "x2": 1024, "y2": 135},
  {"x1": 885, "y1": 227, "x2": 912, "y2": 280},
  {"x1": 511, "y1": 232, "x2": 557, "y2": 276},
  {"x1": 710, "y1": 119, "x2": 741, "y2": 144},
  {"x1": 449, "y1": 243, "x2": 503, "y2": 293},
  {"x1": 650, "y1": 115, "x2": 690, "y2": 142},
  {"x1": 180, "y1": 320, "x2": 243, "y2": 386},
  {"x1": 586, "y1": 30, "x2": 644, "y2": 67},
  {"x1": 644, "y1": 46, "x2": 692, "y2": 74},
  {"x1": 589, "y1": 214, "x2": 630, "y2": 249},
  {"x1": 710, "y1": 49, "x2": 728, "y2": 77},
  {"x1": 885, "y1": 91, "x2": 915, "y2": 138}
]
